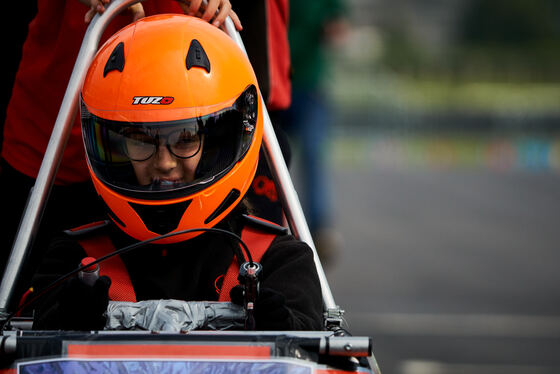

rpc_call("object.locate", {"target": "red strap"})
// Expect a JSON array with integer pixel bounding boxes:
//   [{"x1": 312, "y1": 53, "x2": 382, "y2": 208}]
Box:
[
  {"x1": 78, "y1": 235, "x2": 137, "y2": 302},
  {"x1": 76, "y1": 220, "x2": 278, "y2": 303},
  {"x1": 218, "y1": 226, "x2": 276, "y2": 301}
]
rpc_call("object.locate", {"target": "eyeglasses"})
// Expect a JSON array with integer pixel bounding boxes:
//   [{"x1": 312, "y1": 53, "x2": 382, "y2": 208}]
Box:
[{"x1": 122, "y1": 126, "x2": 202, "y2": 161}]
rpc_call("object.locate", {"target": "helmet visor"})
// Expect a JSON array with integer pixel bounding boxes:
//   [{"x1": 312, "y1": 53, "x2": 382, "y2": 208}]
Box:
[{"x1": 82, "y1": 85, "x2": 258, "y2": 199}]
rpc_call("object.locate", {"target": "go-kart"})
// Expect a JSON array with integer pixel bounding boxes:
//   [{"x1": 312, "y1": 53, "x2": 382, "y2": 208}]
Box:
[{"x1": 0, "y1": 1, "x2": 381, "y2": 373}]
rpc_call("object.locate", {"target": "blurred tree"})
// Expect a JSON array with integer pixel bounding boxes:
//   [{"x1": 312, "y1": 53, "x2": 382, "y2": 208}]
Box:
[
  {"x1": 456, "y1": 0, "x2": 560, "y2": 82},
  {"x1": 460, "y1": 0, "x2": 560, "y2": 45}
]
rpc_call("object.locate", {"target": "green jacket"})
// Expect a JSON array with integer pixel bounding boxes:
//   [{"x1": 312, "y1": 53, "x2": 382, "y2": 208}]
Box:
[{"x1": 289, "y1": 0, "x2": 347, "y2": 89}]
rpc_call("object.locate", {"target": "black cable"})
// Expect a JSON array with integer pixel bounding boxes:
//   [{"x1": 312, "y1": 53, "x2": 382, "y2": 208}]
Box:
[{"x1": 1, "y1": 226, "x2": 252, "y2": 331}]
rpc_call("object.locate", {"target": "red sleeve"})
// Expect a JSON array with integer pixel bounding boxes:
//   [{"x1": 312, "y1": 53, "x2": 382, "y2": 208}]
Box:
[{"x1": 265, "y1": 0, "x2": 291, "y2": 111}]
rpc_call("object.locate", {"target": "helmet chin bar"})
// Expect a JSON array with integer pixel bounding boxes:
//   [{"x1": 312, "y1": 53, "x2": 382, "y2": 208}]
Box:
[
  {"x1": 128, "y1": 199, "x2": 193, "y2": 236},
  {"x1": 0, "y1": 0, "x2": 341, "y2": 330}
]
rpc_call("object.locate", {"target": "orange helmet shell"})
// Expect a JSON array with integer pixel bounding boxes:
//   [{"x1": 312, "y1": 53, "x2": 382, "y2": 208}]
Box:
[
  {"x1": 81, "y1": 14, "x2": 263, "y2": 243},
  {"x1": 83, "y1": 14, "x2": 258, "y2": 122}
]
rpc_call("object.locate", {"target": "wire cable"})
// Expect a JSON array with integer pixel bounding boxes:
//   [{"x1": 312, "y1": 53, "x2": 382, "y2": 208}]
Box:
[{"x1": 1, "y1": 226, "x2": 251, "y2": 331}]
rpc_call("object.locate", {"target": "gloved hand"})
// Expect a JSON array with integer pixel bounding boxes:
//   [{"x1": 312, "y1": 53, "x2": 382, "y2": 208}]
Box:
[
  {"x1": 33, "y1": 275, "x2": 111, "y2": 331},
  {"x1": 230, "y1": 285, "x2": 292, "y2": 330}
]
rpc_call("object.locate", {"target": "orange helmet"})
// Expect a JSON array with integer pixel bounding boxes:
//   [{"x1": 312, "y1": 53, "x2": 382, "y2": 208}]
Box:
[{"x1": 81, "y1": 14, "x2": 262, "y2": 243}]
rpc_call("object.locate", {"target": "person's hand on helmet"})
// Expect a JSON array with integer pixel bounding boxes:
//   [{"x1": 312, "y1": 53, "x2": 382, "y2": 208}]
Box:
[
  {"x1": 33, "y1": 276, "x2": 111, "y2": 331},
  {"x1": 230, "y1": 285, "x2": 293, "y2": 330},
  {"x1": 176, "y1": 0, "x2": 242, "y2": 30},
  {"x1": 79, "y1": 0, "x2": 145, "y2": 24}
]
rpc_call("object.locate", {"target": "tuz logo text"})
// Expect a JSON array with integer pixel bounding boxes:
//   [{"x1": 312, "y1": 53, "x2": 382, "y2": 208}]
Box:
[{"x1": 132, "y1": 96, "x2": 174, "y2": 105}]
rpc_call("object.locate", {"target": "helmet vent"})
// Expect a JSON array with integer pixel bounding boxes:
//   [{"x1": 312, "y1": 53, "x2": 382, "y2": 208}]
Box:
[
  {"x1": 104, "y1": 42, "x2": 125, "y2": 77},
  {"x1": 129, "y1": 199, "x2": 192, "y2": 235},
  {"x1": 186, "y1": 39, "x2": 211, "y2": 73},
  {"x1": 204, "y1": 189, "x2": 241, "y2": 224},
  {"x1": 100, "y1": 198, "x2": 126, "y2": 228}
]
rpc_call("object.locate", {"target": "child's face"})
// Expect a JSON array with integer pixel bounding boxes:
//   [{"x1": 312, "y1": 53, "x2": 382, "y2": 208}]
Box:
[{"x1": 124, "y1": 128, "x2": 203, "y2": 187}]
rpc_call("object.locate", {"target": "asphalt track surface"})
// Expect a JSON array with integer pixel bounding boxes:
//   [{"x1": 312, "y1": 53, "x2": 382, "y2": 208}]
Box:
[{"x1": 308, "y1": 138, "x2": 560, "y2": 374}]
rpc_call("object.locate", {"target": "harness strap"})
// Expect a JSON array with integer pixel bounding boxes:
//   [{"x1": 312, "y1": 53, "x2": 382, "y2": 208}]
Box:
[
  {"x1": 75, "y1": 217, "x2": 282, "y2": 303},
  {"x1": 78, "y1": 235, "x2": 137, "y2": 302},
  {"x1": 218, "y1": 225, "x2": 276, "y2": 302}
]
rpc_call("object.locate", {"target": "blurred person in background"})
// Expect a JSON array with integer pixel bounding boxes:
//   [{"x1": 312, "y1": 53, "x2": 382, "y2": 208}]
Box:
[{"x1": 283, "y1": 0, "x2": 348, "y2": 264}]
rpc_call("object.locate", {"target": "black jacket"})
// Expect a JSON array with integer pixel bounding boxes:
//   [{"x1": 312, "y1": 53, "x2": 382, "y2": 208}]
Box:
[{"x1": 31, "y1": 214, "x2": 323, "y2": 331}]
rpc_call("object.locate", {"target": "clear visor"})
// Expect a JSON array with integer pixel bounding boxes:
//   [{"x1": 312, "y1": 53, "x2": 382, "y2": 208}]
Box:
[{"x1": 81, "y1": 85, "x2": 258, "y2": 199}]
